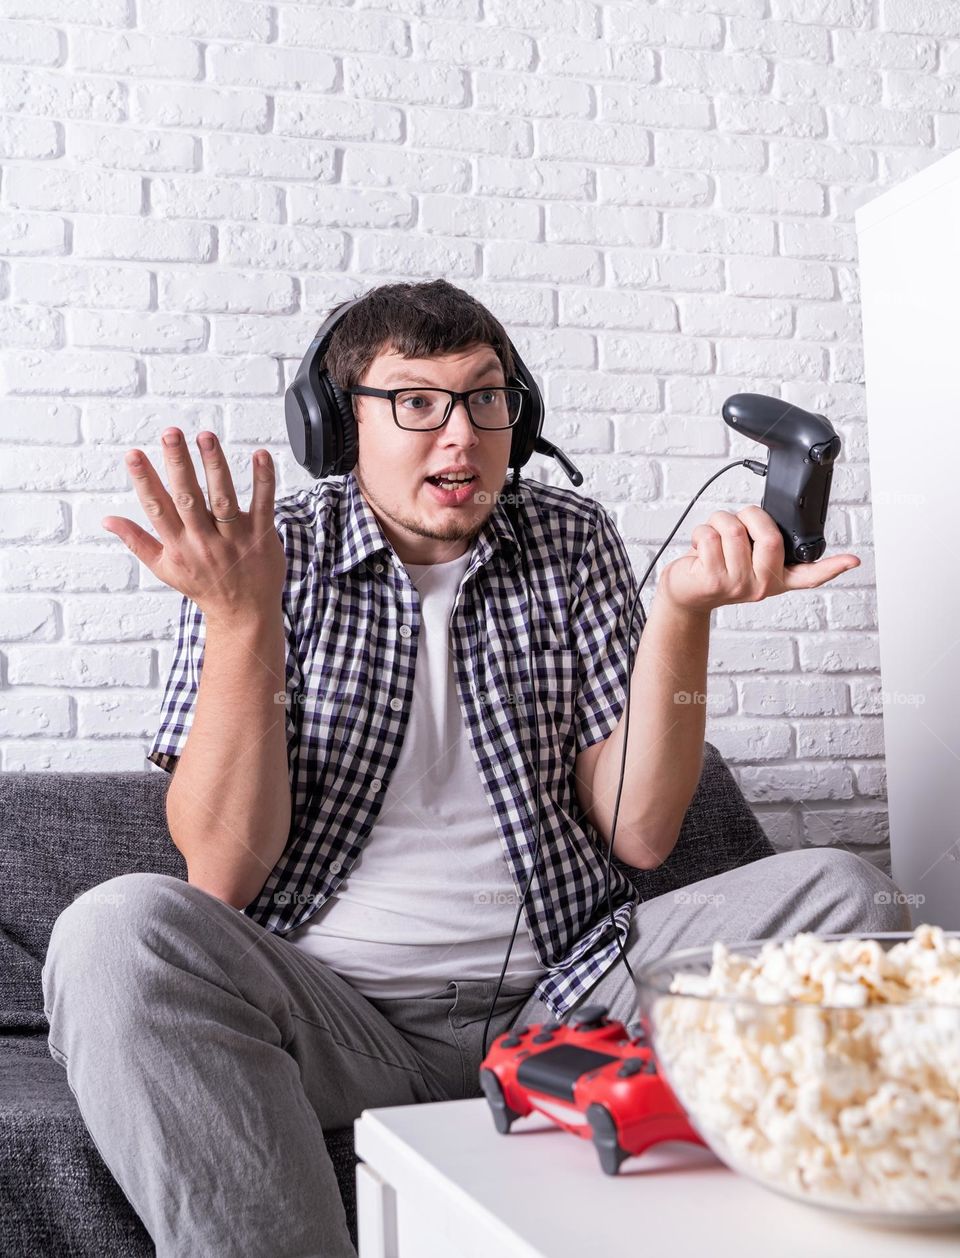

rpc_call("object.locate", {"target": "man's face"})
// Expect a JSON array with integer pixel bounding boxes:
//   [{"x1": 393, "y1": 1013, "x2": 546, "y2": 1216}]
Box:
[{"x1": 352, "y1": 341, "x2": 514, "y2": 566}]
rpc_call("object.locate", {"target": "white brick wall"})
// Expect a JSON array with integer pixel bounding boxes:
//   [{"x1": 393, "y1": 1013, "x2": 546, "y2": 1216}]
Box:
[{"x1": 0, "y1": 2, "x2": 953, "y2": 869}]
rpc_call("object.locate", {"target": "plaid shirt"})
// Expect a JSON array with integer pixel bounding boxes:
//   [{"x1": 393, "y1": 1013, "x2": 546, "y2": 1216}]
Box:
[{"x1": 148, "y1": 471, "x2": 643, "y2": 1019}]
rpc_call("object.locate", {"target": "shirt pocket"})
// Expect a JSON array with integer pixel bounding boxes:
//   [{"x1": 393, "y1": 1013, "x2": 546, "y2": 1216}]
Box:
[{"x1": 530, "y1": 647, "x2": 580, "y2": 767}]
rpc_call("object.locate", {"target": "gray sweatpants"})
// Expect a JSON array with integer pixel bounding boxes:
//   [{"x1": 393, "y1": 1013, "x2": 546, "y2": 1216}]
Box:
[{"x1": 41, "y1": 846, "x2": 912, "y2": 1258}]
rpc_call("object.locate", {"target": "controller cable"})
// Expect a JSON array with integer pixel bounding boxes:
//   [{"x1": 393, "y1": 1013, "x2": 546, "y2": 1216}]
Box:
[{"x1": 480, "y1": 457, "x2": 769, "y2": 1060}]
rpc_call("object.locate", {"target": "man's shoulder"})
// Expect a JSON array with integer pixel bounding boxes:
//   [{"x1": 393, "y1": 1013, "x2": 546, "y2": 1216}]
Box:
[
  {"x1": 272, "y1": 477, "x2": 351, "y2": 596},
  {"x1": 274, "y1": 475, "x2": 345, "y2": 524},
  {"x1": 522, "y1": 478, "x2": 611, "y2": 558},
  {"x1": 520, "y1": 479, "x2": 633, "y2": 600},
  {"x1": 523, "y1": 477, "x2": 607, "y2": 527}
]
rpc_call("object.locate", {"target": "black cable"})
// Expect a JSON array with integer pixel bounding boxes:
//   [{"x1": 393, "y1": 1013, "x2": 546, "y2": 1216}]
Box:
[
  {"x1": 480, "y1": 458, "x2": 768, "y2": 1059},
  {"x1": 599, "y1": 459, "x2": 765, "y2": 992},
  {"x1": 481, "y1": 462, "x2": 545, "y2": 1060}
]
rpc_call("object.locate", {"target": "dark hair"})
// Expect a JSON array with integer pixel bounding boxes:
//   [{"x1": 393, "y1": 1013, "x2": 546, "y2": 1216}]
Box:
[{"x1": 320, "y1": 278, "x2": 516, "y2": 392}]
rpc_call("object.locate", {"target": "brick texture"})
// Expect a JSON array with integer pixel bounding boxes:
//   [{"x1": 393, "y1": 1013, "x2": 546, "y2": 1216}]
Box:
[{"x1": 0, "y1": 3, "x2": 947, "y2": 870}]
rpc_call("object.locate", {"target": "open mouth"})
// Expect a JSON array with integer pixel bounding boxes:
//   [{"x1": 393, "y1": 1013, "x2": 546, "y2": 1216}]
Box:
[
  {"x1": 425, "y1": 474, "x2": 477, "y2": 490},
  {"x1": 424, "y1": 474, "x2": 478, "y2": 505}
]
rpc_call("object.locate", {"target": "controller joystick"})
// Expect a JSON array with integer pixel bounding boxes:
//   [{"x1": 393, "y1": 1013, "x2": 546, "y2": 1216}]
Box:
[{"x1": 565, "y1": 1003, "x2": 610, "y2": 1031}]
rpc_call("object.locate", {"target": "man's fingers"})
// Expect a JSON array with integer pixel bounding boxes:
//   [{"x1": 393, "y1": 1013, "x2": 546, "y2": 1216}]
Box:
[
  {"x1": 782, "y1": 553, "x2": 860, "y2": 590},
  {"x1": 160, "y1": 428, "x2": 217, "y2": 533},
  {"x1": 749, "y1": 529, "x2": 786, "y2": 590},
  {"x1": 102, "y1": 515, "x2": 163, "y2": 570},
  {"x1": 248, "y1": 448, "x2": 276, "y2": 527},
  {"x1": 704, "y1": 511, "x2": 753, "y2": 585},
  {"x1": 690, "y1": 523, "x2": 725, "y2": 577},
  {"x1": 736, "y1": 505, "x2": 782, "y2": 545},
  {"x1": 125, "y1": 449, "x2": 184, "y2": 545},
  {"x1": 196, "y1": 430, "x2": 242, "y2": 524}
]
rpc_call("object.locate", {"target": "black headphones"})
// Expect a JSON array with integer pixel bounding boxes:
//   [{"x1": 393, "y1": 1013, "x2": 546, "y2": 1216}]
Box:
[{"x1": 283, "y1": 293, "x2": 583, "y2": 489}]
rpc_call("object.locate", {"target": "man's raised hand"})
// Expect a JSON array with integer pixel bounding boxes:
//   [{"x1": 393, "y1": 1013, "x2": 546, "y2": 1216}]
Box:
[{"x1": 101, "y1": 428, "x2": 286, "y2": 626}]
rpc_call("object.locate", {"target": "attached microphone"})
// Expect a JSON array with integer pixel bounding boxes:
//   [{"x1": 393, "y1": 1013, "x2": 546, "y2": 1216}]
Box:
[{"x1": 534, "y1": 436, "x2": 583, "y2": 487}]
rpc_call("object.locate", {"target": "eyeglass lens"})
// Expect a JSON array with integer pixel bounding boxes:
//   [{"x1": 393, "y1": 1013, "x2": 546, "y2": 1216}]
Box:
[{"x1": 394, "y1": 388, "x2": 523, "y2": 430}]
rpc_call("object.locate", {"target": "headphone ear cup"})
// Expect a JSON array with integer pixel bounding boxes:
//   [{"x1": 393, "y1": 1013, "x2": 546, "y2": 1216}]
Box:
[
  {"x1": 507, "y1": 372, "x2": 542, "y2": 470},
  {"x1": 326, "y1": 375, "x2": 358, "y2": 475},
  {"x1": 503, "y1": 334, "x2": 544, "y2": 471},
  {"x1": 285, "y1": 293, "x2": 365, "y2": 479}
]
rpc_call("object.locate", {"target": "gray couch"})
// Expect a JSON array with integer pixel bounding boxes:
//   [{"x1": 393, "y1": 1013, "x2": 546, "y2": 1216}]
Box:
[{"x1": 0, "y1": 743, "x2": 775, "y2": 1255}]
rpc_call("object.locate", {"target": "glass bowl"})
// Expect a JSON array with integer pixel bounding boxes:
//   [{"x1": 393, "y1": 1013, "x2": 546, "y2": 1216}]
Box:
[{"x1": 635, "y1": 930, "x2": 960, "y2": 1228}]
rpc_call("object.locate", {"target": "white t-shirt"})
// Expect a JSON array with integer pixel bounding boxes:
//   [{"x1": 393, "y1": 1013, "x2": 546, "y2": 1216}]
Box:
[{"x1": 284, "y1": 543, "x2": 547, "y2": 998}]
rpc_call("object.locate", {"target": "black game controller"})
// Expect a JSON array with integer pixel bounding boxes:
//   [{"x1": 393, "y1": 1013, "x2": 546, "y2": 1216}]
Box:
[{"x1": 722, "y1": 393, "x2": 841, "y2": 566}]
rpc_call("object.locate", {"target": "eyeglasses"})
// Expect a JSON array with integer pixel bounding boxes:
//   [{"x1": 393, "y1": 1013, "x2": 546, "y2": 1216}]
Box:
[{"x1": 342, "y1": 384, "x2": 527, "y2": 431}]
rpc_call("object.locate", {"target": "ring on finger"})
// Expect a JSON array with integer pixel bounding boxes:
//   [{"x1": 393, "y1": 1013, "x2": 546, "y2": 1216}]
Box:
[{"x1": 208, "y1": 493, "x2": 242, "y2": 523}]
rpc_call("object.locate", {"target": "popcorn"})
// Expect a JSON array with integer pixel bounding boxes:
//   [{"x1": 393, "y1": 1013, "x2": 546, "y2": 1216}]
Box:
[{"x1": 651, "y1": 924, "x2": 960, "y2": 1215}]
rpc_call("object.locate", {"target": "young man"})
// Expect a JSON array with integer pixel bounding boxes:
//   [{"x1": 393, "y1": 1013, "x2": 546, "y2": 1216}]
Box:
[{"x1": 42, "y1": 280, "x2": 911, "y2": 1258}]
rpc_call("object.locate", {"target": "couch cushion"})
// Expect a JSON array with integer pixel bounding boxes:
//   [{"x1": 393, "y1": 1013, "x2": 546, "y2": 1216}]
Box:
[
  {"x1": 0, "y1": 1033, "x2": 359, "y2": 1257},
  {"x1": 0, "y1": 771, "x2": 184, "y2": 1021},
  {"x1": 0, "y1": 1033, "x2": 153, "y2": 1257}
]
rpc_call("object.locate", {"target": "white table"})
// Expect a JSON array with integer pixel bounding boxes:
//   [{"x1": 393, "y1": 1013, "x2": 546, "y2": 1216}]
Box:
[{"x1": 355, "y1": 1097, "x2": 960, "y2": 1258}]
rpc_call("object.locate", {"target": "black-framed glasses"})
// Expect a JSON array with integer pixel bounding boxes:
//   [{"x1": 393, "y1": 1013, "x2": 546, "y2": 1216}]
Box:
[{"x1": 342, "y1": 384, "x2": 527, "y2": 431}]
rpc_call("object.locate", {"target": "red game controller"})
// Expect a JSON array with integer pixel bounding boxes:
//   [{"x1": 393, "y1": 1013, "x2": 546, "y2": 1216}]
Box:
[{"x1": 479, "y1": 1003, "x2": 707, "y2": 1174}]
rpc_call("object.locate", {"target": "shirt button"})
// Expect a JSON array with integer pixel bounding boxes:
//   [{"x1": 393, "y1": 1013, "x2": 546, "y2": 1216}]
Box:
[
  {"x1": 330, "y1": 859, "x2": 342, "y2": 874},
  {"x1": 370, "y1": 778, "x2": 382, "y2": 793},
  {"x1": 398, "y1": 624, "x2": 412, "y2": 638},
  {"x1": 373, "y1": 562, "x2": 385, "y2": 574},
  {"x1": 389, "y1": 697, "x2": 403, "y2": 711}
]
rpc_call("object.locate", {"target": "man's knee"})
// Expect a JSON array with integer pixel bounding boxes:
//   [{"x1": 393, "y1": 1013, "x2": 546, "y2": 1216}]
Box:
[
  {"x1": 48, "y1": 871, "x2": 187, "y2": 949},
  {"x1": 43, "y1": 873, "x2": 199, "y2": 1006},
  {"x1": 793, "y1": 847, "x2": 914, "y2": 934}
]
